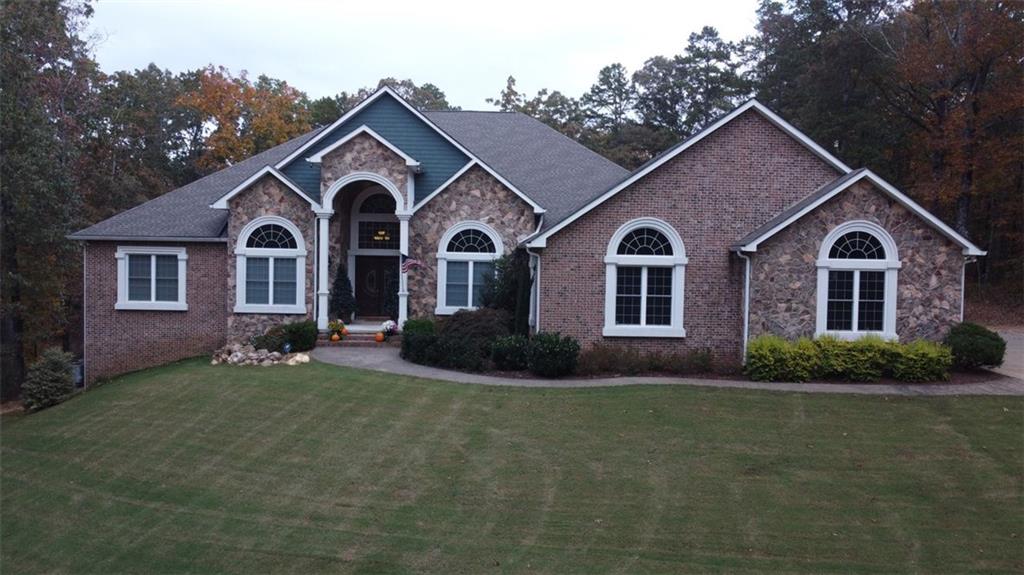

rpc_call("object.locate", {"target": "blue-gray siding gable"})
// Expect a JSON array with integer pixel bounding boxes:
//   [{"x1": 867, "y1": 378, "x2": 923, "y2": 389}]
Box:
[{"x1": 280, "y1": 94, "x2": 470, "y2": 204}]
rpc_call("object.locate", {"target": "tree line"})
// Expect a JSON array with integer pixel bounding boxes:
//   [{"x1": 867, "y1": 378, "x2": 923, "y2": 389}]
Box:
[{"x1": 2, "y1": 0, "x2": 1020, "y2": 398}]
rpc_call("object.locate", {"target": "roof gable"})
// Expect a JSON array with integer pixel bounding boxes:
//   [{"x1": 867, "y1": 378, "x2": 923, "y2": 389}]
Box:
[
  {"x1": 210, "y1": 165, "x2": 318, "y2": 210},
  {"x1": 278, "y1": 89, "x2": 468, "y2": 204},
  {"x1": 734, "y1": 169, "x2": 985, "y2": 256},
  {"x1": 527, "y1": 99, "x2": 852, "y2": 247}
]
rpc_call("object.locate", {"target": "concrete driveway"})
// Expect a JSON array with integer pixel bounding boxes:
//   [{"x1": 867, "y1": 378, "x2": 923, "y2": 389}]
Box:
[{"x1": 994, "y1": 328, "x2": 1024, "y2": 380}]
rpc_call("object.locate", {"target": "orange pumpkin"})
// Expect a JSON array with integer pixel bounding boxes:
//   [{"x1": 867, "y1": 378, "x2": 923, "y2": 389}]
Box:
[
  {"x1": 374, "y1": 332, "x2": 385, "y2": 343},
  {"x1": 330, "y1": 333, "x2": 340, "y2": 342},
  {"x1": 342, "y1": 327, "x2": 349, "y2": 336}
]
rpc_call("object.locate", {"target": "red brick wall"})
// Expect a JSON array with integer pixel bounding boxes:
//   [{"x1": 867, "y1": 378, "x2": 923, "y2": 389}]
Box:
[
  {"x1": 538, "y1": 111, "x2": 841, "y2": 367},
  {"x1": 83, "y1": 241, "x2": 228, "y2": 383}
]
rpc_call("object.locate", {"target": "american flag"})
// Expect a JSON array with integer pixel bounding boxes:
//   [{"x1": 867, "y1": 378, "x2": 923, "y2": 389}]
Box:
[{"x1": 401, "y1": 256, "x2": 425, "y2": 273}]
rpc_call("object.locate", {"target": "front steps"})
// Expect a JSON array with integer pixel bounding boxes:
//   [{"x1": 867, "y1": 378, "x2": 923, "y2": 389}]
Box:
[{"x1": 317, "y1": 320, "x2": 400, "y2": 348}]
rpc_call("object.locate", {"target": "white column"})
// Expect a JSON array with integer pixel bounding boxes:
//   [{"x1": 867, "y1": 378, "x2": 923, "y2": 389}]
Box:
[
  {"x1": 316, "y1": 212, "x2": 331, "y2": 330},
  {"x1": 397, "y1": 213, "x2": 411, "y2": 328}
]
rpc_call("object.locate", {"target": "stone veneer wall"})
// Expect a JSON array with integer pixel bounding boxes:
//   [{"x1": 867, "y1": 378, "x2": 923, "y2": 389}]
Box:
[
  {"x1": 748, "y1": 181, "x2": 964, "y2": 341},
  {"x1": 227, "y1": 176, "x2": 316, "y2": 341},
  {"x1": 320, "y1": 133, "x2": 410, "y2": 208},
  {"x1": 83, "y1": 241, "x2": 228, "y2": 383},
  {"x1": 537, "y1": 111, "x2": 841, "y2": 367},
  {"x1": 407, "y1": 165, "x2": 536, "y2": 318}
]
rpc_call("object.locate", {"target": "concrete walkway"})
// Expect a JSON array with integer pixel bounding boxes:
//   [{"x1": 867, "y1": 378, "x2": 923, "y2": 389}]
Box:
[{"x1": 311, "y1": 346, "x2": 1024, "y2": 396}]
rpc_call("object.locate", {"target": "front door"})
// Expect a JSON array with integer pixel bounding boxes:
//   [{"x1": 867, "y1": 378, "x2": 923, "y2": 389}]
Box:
[{"x1": 354, "y1": 256, "x2": 398, "y2": 319}]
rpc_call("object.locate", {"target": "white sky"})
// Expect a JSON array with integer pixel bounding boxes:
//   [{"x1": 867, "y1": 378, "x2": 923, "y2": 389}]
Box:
[{"x1": 86, "y1": 0, "x2": 760, "y2": 109}]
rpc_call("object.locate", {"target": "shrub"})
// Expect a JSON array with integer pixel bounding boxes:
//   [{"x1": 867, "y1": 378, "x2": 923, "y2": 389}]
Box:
[
  {"x1": 252, "y1": 325, "x2": 287, "y2": 352},
  {"x1": 329, "y1": 262, "x2": 357, "y2": 321},
  {"x1": 402, "y1": 318, "x2": 435, "y2": 335},
  {"x1": 745, "y1": 335, "x2": 792, "y2": 382},
  {"x1": 527, "y1": 332, "x2": 580, "y2": 378},
  {"x1": 491, "y1": 335, "x2": 530, "y2": 371},
  {"x1": 943, "y1": 322, "x2": 1006, "y2": 370},
  {"x1": 891, "y1": 340, "x2": 953, "y2": 382},
  {"x1": 480, "y1": 250, "x2": 533, "y2": 335},
  {"x1": 401, "y1": 332, "x2": 438, "y2": 365},
  {"x1": 788, "y1": 338, "x2": 821, "y2": 382},
  {"x1": 432, "y1": 336, "x2": 486, "y2": 371},
  {"x1": 282, "y1": 320, "x2": 318, "y2": 352},
  {"x1": 577, "y1": 343, "x2": 645, "y2": 375},
  {"x1": 440, "y1": 308, "x2": 511, "y2": 342},
  {"x1": 676, "y1": 349, "x2": 714, "y2": 375},
  {"x1": 815, "y1": 335, "x2": 851, "y2": 379},
  {"x1": 22, "y1": 348, "x2": 75, "y2": 411},
  {"x1": 844, "y1": 335, "x2": 891, "y2": 382}
]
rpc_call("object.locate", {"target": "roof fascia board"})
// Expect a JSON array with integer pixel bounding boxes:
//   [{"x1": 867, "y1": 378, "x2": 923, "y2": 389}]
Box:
[
  {"x1": 210, "y1": 166, "x2": 318, "y2": 210},
  {"x1": 738, "y1": 170, "x2": 985, "y2": 256},
  {"x1": 527, "y1": 99, "x2": 851, "y2": 247},
  {"x1": 68, "y1": 234, "x2": 228, "y2": 243},
  {"x1": 305, "y1": 124, "x2": 419, "y2": 166}
]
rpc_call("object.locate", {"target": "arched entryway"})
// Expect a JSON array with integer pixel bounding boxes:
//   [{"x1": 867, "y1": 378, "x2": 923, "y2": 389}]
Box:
[{"x1": 314, "y1": 172, "x2": 410, "y2": 330}]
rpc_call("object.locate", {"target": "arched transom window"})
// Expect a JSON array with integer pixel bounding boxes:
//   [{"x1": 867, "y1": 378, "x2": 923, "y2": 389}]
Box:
[
  {"x1": 816, "y1": 221, "x2": 900, "y2": 339},
  {"x1": 604, "y1": 218, "x2": 687, "y2": 338},
  {"x1": 435, "y1": 222, "x2": 503, "y2": 314},
  {"x1": 351, "y1": 189, "x2": 400, "y2": 252},
  {"x1": 235, "y1": 216, "x2": 307, "y2": 314}
]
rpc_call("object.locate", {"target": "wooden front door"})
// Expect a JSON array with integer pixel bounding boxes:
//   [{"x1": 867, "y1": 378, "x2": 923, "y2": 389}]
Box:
[{"x1": 354, "y1": 256, "x2": 398, "y2": 319}]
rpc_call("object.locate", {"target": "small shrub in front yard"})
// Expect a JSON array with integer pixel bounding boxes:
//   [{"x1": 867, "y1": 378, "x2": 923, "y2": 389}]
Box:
[
  {"x1": 282, "y1": 320, "x2": 319, "y2": 352},
  {"x1": 432, "y1": 336, "x2": 487, "y2": 372},
  {"x1": 844, "y1": 335, "x2": 892, "y2": 382},
  {"x1": 943, "y1": 322, "x2": 1006, "y2": 370},
  {"x1": 22, "y1": 348, "x2": 75, "y2": 411},
  {"x1": 439, "y1": 308, "x2": 511, "y2": 342},
  {"x1": 400, "y1": 332, "x2": 438, "y2": 365},
  {"x1": 491, "y1": 335, "x2": 530, "y2": 371},
  {"x1": 891, "y1": 340, "x2": 953, "y2": 382},
  {"x1": 577, "y1": 343, "x2": 646, "y2": 375},
  {"x1": 527, "y1": 332, "x2": 580, "y2": 378},
  {"x1": 402, "y1": 318, "x2": 436, "y2": 335},
  {"x1": 745, "y1": 335, "x2": 795, "y2": 382},
  {"x1": 251, "y1": 325, "x2": 287, "y2": 352}
]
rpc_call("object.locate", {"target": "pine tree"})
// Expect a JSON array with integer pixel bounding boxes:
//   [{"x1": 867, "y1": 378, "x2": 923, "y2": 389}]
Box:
[{"x1": 329, "y1": 263, "x2": 357, "y2": 321}]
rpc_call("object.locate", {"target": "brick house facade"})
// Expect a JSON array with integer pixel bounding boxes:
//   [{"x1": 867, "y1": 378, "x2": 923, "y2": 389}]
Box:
[{"x1": 72, "y1": 87, "x2": 984, "y2": 382}]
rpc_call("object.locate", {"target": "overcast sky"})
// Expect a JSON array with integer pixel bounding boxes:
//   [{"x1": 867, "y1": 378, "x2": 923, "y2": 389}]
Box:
[{"x1": 86, "y1": 0, "x2": 760, "y2": 109}]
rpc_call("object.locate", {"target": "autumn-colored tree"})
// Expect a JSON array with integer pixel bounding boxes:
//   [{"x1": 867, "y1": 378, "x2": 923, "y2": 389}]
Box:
[
  {"x1": 871, "y1": 0, "x2": 1024, "y2": 280},
  {"x1": 177, "y1": 66, "x2": 311, "y2": 172}
]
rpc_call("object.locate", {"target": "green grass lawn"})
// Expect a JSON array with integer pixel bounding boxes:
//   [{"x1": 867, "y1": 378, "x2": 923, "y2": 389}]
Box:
[{"x1": 2, "y1": 359, "x2": 1022, "y2": 574}]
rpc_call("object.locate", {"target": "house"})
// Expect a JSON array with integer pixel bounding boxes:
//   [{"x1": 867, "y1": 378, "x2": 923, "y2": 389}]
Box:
[{"x1": 70, "y1": 86, "x2": 985, "y2": 382}]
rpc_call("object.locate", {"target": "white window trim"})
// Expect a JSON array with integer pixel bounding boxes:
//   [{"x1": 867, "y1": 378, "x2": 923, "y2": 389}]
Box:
[
  {"x1": 435, "y1": 221, "x2": 504, "y2": 315},
  {"x1": 815, "y1": 220, "x2": 900, "y2": 340},
  {"x1": 349, "y1": 188, "x2": 401, "y2": 258},
  {"x1": 603, "y1": 218, "x2": 687, "y2": 338},
  {"x1": 115, "y1": 246, "x2": 188, "y2": 311},
  {"x1": 235, "y1": 216, "x2": 307, "y2": 314}
]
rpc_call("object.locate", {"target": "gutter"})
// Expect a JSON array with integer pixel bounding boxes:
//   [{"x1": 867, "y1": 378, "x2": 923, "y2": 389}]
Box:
[
  {"x1": 523, "y1": 215, "x2": 544, "y2": 332},
  {"x1": 734, "y1": 249, "x2": 752, "y2": 363}
]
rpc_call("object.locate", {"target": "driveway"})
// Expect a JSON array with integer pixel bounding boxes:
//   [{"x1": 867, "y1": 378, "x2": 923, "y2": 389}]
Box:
[
  {"x1": 311, "y1": 346, "x2": 1024, "y2": 396},
  {"x1": 994, "y1": 327, "x2": 1024, "y2": 380}
]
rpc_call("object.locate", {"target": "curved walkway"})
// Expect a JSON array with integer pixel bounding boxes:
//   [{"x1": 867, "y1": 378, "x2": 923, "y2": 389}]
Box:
[{"x1": 311, "y1": 347, "x2": 1024, "y2": 396}]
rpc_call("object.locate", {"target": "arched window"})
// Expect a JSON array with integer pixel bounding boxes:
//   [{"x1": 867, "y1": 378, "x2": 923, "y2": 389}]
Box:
[
  {"x1": 604, "y1": 218, "x2": 687, "y2": 337},
  {"x1": 816, "y1": 221, "x2": 900, "y2": 339},
  {"x1": 435, "y1": 222, "x2": 503, "y2": 314},
  {"x1": 351, "y1": 189, "x2": 400, "y2": 252},
  {"x1": 235, "y1": 216, "x2": 307, "y2": 314}
]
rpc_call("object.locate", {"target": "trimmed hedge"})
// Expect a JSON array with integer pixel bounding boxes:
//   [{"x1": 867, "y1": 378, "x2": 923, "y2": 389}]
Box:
[
  {"x1": 23, "y1": 348, "x2": 75, "y2": 411},
  {"x1": 943, "y1": 322, "x2": 1006, "y2": 370},
  {"x1": 745, "y1": 334, "x2": 953, "y2": 383},
  {"x1": 250, "y1": 320, "x2": 318, "y2": 353}
]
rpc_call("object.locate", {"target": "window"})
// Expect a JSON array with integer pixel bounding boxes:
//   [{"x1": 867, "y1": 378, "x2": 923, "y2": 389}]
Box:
[
  {"x1": 115, "y1": 246, "x2": 188, "y2": 311},
  {"x1": 816, "y1": 221, "x2": 900, "y2": 339},
  {"x1": 435, "y1": 222, "x2": 503, "y2": 314},
  {"x1": 235, "y1": 216, "x2": 307, "y2": 314},
  {"x1": 603, "y1": 218, "x2": 687, "y2": 337},
  {"x1": 350, "y1": 190, "x2": 401, "y2": 254}
]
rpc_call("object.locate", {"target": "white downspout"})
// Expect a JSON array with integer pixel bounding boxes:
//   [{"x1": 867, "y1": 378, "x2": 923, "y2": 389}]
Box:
[
  {"x1": 524, "y1": 216, "x2": 544, "y2": 333},
  {"x1": 960, "y1": 256, "x2": 976, "y2": 322},
  {"x1": 736, "y1": 250, "x2": 752, "y2": 363}
]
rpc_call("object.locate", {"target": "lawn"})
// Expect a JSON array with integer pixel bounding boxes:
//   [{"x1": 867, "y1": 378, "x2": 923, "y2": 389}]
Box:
[{"x1": 2, "y1": 359, "x2": 1022, "y2": 574}]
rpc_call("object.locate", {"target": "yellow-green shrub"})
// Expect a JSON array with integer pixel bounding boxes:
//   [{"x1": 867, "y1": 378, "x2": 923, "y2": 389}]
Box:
[{"x1": 891, "y1": 340, "x2": 953, "y2": 382}]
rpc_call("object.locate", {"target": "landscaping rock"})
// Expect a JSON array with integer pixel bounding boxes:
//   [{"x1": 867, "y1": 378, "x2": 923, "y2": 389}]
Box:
[{"x1": 211, "y1": 346, "x2": 310, "y2": 367}]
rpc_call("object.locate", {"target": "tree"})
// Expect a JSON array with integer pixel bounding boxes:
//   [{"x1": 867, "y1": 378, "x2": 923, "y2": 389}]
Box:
[
  {"x1": 869, "y1": 0, "x2": 1023, "y2": 280},
  {"x1": 634, "y1": 27, "x2": 750, "y2": 137},
  {"x1": 581, "y1": 63, "x2": 637, "y2": 133},
  {"x1": 176, "y1": 66, "x2": 311, "y2": 172},
  {"x1": 1, "y1": 0, "x2": 97, "y2": 399}
]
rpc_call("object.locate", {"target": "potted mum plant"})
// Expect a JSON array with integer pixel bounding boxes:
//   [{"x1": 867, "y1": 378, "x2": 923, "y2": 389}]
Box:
[
  {"x1": 327, "y1": 319, "x2": 348, "y2": 342},
  {"x1": 379, "y1": 320, "x2": 398, "y2": 342}
]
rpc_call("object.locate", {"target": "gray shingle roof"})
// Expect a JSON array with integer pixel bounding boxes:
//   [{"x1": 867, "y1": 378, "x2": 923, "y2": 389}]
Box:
[
  {"x1": 731, "y1": 169, "x2": 868, "y2": 249},
  {"x1": 69, "y1": 129, "x2": 324, "y2": 240},
  {"x1": 424, "y1": 111, "x2": 629, "y2": 230},
  {"x1": 71, "y1": 111, "x2": 629, "y2": 241}
]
